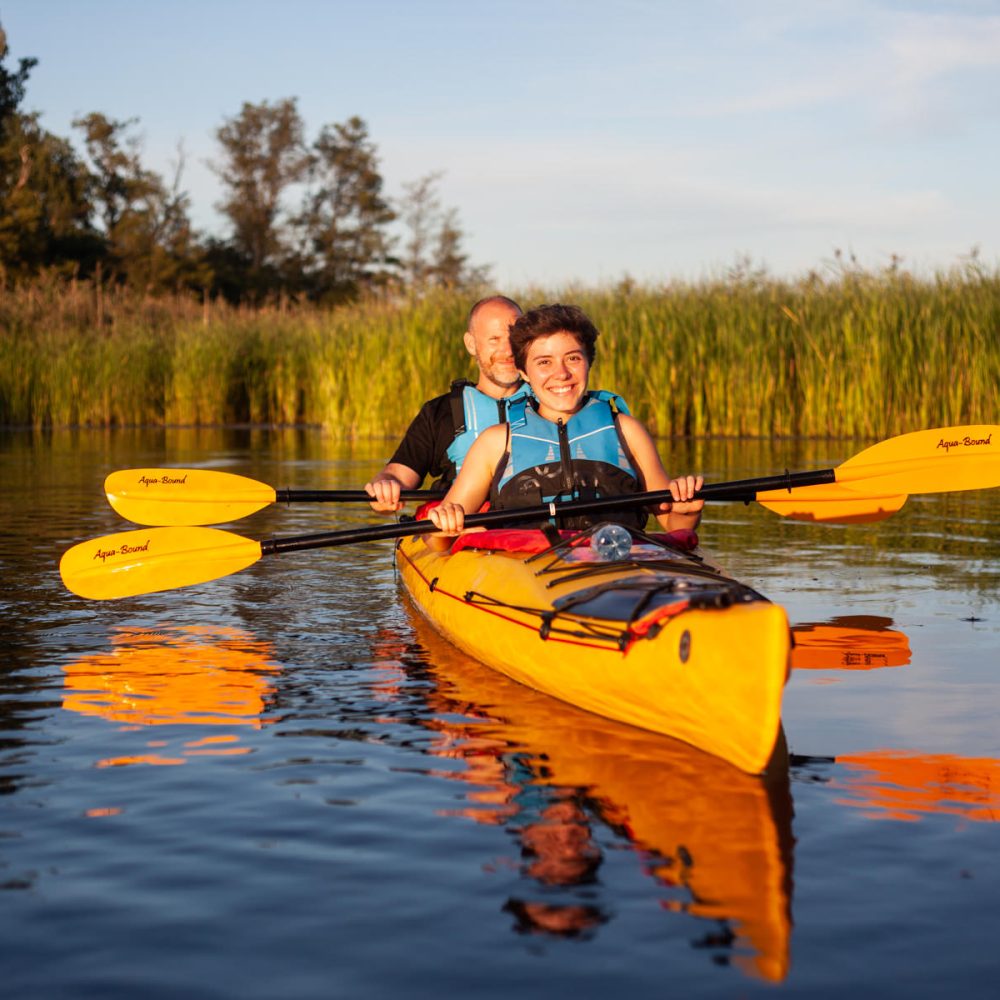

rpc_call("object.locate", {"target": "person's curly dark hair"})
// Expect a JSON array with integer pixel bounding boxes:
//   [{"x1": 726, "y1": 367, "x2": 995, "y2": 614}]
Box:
[{"x1": 509, "y1": 304, "x2": 598, "y2": 371}]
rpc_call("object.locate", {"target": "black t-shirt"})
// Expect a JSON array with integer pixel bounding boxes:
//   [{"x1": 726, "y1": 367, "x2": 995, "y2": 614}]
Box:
[{"x1": 388, "y1": 391, "x2": 458, "y2": 487}]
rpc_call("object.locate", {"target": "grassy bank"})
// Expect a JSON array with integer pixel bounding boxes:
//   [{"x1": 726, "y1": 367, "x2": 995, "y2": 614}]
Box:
[{"x1": 1, "y1": 269, "x2": 997, "y2": 437}]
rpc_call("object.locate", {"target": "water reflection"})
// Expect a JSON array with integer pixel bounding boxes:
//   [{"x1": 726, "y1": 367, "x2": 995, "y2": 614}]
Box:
[
  {"x1": 61, "y1": 624, "x2": 280, "y2": 766},
  {"x1": 786, "y1": 614, "x2": 998, "y2": 822},
  {"x1": 6, "y1": 428, "x2": 999, "y2": 994},
  {"x1": 397, "y1": 606, "x2": 795, "y2": 982},
  {"x1": 834, "y1": 751, "x2": 1000, "y2": 823},
  {"x1": 791, "y1": 615, "x2": 911, "y2": 671}
]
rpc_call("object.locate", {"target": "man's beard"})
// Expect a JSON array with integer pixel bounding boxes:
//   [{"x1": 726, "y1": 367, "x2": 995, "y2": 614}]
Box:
[{"x1": 479, "y1": 355, "x2": 521, "y2": 390}]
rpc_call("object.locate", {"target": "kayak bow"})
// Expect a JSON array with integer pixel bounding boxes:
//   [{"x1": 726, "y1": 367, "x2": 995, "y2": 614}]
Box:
[{"x1": 396, "y1": 526, "x2": 790, "y2": 774}]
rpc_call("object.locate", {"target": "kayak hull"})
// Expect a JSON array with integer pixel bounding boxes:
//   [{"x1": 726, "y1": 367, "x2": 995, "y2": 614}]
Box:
[{"x1": 396, "y1": 531, "x2": 790, "y2": 774}]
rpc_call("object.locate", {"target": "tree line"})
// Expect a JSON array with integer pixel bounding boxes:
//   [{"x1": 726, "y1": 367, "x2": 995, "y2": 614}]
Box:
[{"x1": 0, "y1": 24, "x2": 488, "y2": 304}]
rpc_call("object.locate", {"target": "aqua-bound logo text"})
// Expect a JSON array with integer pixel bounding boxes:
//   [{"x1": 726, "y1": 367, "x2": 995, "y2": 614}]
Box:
[
  {"x1": 93, "y1": 539, "x2": 151, "y2": 562},
  {"x1": 936, "y1": 433, "x2": 992, "y2": 453},
  {"x1": 138, "y1": 474, "x2": 188, "y2": 487}
]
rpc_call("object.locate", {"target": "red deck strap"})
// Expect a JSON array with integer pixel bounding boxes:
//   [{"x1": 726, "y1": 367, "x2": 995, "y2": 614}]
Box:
[{"x1": 628, "y1": 599, "x2": 693, "y2": 637}]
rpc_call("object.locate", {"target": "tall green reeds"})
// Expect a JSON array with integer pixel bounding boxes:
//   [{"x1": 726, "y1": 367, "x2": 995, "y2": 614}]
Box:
[
  {"x1": 581, "y1": 269, "x2": 999, "y2": 437},
  {"x1": 1, "y1": 268, "x2": 997, "y2": 436}
]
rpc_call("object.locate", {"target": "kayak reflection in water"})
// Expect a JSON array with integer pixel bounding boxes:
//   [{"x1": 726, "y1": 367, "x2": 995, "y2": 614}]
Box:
[
  {"x1": 372, "y1": 615, "x2": 612, "y2": 938},
  {"x1": 385, "y1": 615, "x2": 795, "y2": 978},
  {"x1": 503, "y1": 794, "x2": 607, "y2": 938},
  {"x1": 425, "y1": 303, "x2": 705, "y2": 543}
]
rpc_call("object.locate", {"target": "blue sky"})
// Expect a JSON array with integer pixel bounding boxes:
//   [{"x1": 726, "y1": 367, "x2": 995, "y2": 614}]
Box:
[{"x1": 3, "y1": 0, "x2": 999, "y2": 287}]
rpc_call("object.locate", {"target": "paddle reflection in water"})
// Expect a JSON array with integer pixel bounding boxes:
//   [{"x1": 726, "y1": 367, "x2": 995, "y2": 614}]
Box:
[
  {"x1": 61, "y1": 624, "x2": 280, "y2": 767},
  {"x1": 391, "y1": 604, "x2": 795, "y2": 983},
  {"x1": 786, "y1": 615, "x2": 998, "y2": 821},
  {"x1": 790, "y1": 615, "x2": 911, "y2": 671},
  {"x1": 833, "y1": 751, "x2": 1000, "y2": 824}
]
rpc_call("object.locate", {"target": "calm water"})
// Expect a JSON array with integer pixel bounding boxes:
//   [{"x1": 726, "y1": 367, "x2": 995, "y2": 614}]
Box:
[{"x1": 2, "y1": 427, "x2": 999, "y2": 998}]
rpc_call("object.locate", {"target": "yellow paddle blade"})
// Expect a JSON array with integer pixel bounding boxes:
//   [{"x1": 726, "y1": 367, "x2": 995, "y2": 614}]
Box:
[
  {"x1": 757, "y1": 484, "x2": 908, "y2": 523},
  {"x1": 60, "y1": 527, "x2": 262, "y2": 600},
  {"x1": 834, "y1": 425, "x2": 1000, "y2": 495},
  {"x1": 105, "y1": 469, "x2": 276, "y2": 526}
]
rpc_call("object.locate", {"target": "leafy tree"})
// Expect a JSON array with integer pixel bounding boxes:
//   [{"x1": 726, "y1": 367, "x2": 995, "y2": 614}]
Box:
[
  {"x1": 295, "y1": 115, "x2": 396, "y2": 302},
  {"x1": 211, "y1": 98, "x2": 310, "y2": 298},
  {"x1": 0, "y1": 24, "x2": 36, "y2": 137},
  {"x1": 73, "y1": 113, "x2": 205, "y2": 291},
  {"x1": 201, "y1": 237, "x2": 253, "y2": 304},
  {"x1": 432, "y1": 206, "x2": 490, "y2": 289},
  {"x1": 0, "y1": 114, "x2": 98, "y2": 279},
  {"x1": 0, "y1": 26, "x2": 98, "y2": 279},
  {"x1": 73, "y1": 112, "x2": 148, "y2": 237},
  {"x1": 0, "y1": 28, "x2": 485, "y2": 302},
  {"x1": 398, "y1": 171, "x2": 440, "y2": 291},
  {"x1": 397, "y1": 171, "x2": 489, "y2": 292},
  {"x1": 153, "y1": 144, "x2": 212, "y2": 293}
]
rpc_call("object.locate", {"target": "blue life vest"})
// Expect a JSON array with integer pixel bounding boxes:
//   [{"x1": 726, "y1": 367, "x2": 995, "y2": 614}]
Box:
[
  {"x1": 488, "y1": 391, "x2": 646, "y2": 529},
  {"x1": 445, "y1": 380, "x2": 531, "y2": 475}
]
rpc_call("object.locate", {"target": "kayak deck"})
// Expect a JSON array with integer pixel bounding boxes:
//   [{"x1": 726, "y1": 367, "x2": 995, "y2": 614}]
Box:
[{"x1": 396, "y1": 525, "x2": 790, "y2": 774}]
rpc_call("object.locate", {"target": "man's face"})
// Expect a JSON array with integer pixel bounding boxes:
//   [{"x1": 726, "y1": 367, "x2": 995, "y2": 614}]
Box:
[{"x1": 465, "y1": 305, "x2": 521, "y2": 390}]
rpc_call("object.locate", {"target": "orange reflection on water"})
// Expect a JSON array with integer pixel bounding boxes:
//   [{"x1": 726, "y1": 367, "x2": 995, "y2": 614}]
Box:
[
  {"x1": 63, "y1": 624, "x2": 280, "y2": 766},
  {"x1": 183, "y1": 734, "x2": 253, "y2": 756},
  {"x1": 403, "y1": 608, "x2": 794, "y2": 982},
  {"x1": 834, "y1": 750, "x2": 1000, "y2": 823},
  {"x1": 791, "y1": 615, "x2": 911, "y2": 671},
  {"x1": 369, "y1": 631, "x2": 410, "y2": 702}
]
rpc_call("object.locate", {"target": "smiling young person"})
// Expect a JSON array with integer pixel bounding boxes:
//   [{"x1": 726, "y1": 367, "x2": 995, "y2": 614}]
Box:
[{"x1": 427, "y1": 303, "x2": 704, "y2": 540}]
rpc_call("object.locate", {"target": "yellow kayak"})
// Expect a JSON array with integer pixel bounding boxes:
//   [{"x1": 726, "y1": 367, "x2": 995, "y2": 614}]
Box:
[{"x1": 396, "y1": 526, "x2": 790, "y2": 774}]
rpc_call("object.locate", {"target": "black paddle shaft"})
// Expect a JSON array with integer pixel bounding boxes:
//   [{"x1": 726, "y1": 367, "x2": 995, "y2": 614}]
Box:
[
  {"x1": 698, "y1": 468, "x2": 836, "y2": 499},
  {"x1": 274, "y1": 489, "x2": 445, "y2": 503},
  {"x1": 259, "y1": 468, "x2": 837, "y2": 556}
]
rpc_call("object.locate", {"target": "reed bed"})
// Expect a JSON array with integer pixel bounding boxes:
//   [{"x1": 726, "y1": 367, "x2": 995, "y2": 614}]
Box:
[{"x1": 1, "y1": 269, "x2": 997, "y2": 437}]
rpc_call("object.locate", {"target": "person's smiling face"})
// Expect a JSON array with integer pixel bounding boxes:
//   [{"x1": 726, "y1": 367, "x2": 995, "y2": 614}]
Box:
[
  {"x1": 466, "y1": 301, "x2": 522, "y2": 392},
  {"x1": 521, "y1": 331, "x2": 590, "y2": 421}
]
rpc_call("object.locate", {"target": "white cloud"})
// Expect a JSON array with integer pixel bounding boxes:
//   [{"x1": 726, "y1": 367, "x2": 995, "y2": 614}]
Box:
[
  {"x1": 385, "y1": 132, "x2": 950, "y2": 229},
  {"x1": 879, "y1": 12, "x2": 1000, "y2": 124},
  {"x1": 888, "y1": 12, "x2": 1000, "y2": 83},
  {"x1": 663, "y1": 7, "x2": 1000, "y2": 130}
]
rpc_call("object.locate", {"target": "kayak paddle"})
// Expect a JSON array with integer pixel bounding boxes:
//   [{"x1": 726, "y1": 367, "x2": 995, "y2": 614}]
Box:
[
  {"x1": 63, "y1": 423, "x2": 1000, "y2": 601},
  {"x1": 62, "y1": 493, "x2": 716, "y2": 601},
  {"x1": 102, "y1": 424, "x2": 997, "y2": 527},
  {"x1": 104, "y1": 468, "x2": 444, "y2": 526}
]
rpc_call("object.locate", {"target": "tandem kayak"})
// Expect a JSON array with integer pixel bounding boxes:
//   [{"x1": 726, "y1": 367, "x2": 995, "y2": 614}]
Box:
[{"x1": 395, "y1": 523, "x2": 790, "y2": 774}]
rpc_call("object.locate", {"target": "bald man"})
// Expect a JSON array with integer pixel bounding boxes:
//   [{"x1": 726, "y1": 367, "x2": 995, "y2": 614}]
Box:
[{"x1": 365, "y1": 295, "x2": 527, "y2": 512}]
